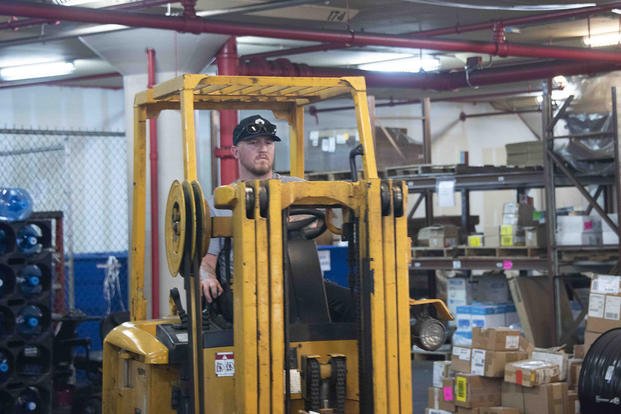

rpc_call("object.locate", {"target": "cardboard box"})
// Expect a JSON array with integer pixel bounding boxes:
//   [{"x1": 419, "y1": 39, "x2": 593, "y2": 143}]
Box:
[
  {"x1": 502, "y1": 202, "x2": 535, "y2": 226},
  {"x1": 428, "y1": 386, "x2": 442, "y2": 409},
  {"x1": 567, "y1": 390, "x2": 579, "y2": 414},
  {"x1": 440, "y1": 377, "x2": 456, "y2": 412},
  {"x1": 419, "y1": 225, "x2": 459, "y2": 248},
  {"x1": 586, "y1": 315, "x2": 621, "y2": 334},
  {"x1": 567, "y1": 359, "x2": 582, "y2": 390},
  {"x1": 452, "y1": 346, "x2": 472, "y2": 373},
  {"x1": 470, "y1": 304, "x2": 507, "y2": 330},
  {"x1": 506, "y1": 141, "x2": 544, "y2": 167},
  {"x1": 502, "y1": 382, "x2": 568, "y2": 414},
  {"x1": 590, "y1": 275, "x2": 621, "y2": 295},
  {"x1": 530, "y1": 349, "x2": 569, "y2": 381},
  {"x1": 524, "y1": 224, "x2": 546, "y2": 248},
  {"x1": 573, "y1": 344, "x2": 585, "y2": 359},
  {"x1": 584, "y1": 330, "x2": 600, "y2": 355},
  {"x1": 472, "y1": 327, "x2": 521, "y2": 351},
  {"x1": 504, "y1": 360, "x2": 561, "y2": 387},
  {"x1": 470, "y1": 349, "x2": 528, "y2": 377},
  {"x1": 454, "y1": 374, "x2": 502, "y2": 408},
  {"x1": 433, "y1": 360, "x2": 452, "y2": 388},
  {"x1": 477, "y1": 408, "x2": 520, "y2": 414},
  {"x1": 523, "y1": 382, "x2": 567, "y2": 414},
  {"x1": 501, "y1": 382, "x2": 525, "y2": 411}
]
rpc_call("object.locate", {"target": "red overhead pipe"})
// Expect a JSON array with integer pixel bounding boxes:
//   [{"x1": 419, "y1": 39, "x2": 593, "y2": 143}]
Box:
[
  {"x1": 414, "y1": 2, "x2": 621, "y2": 37},
  {"x1": 3, "y1": 0, "x2": 621, "y2": 64},
  {"x1": 0, "y1": 0, "x2": 173, "y2": 31},
  {"x1": 216, "y1": 38, "x2": 239, "y2": 185},
  {"x1": 240, "y1": 57, "x2": 621, "y2": 90},
  {"x1": 240, "y1": 2, "x2": 621, "y2": 61},
  {"x1": 146, "y1": 48, "x2": 160, "y2": 319}
]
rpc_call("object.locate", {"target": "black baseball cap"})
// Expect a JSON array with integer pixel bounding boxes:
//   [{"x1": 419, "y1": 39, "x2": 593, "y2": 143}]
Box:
[{"x1": 233, "y1": 115, "x2": 282, "y2": 145}]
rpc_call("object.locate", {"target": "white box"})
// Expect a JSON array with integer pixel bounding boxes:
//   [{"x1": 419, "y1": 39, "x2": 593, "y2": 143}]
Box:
[
  {"x1": 470, "y1": 303, "x2": 506, "y2": 329},
  {"x1": 453, "y1": 330, "x2": 472, "y2": 346},
  {"x1": 604, "y1": 295, "x2": 621, "y2": 321},
  {"x1": 531, "y1": 349, "x2": 569, "y2": 381},
  {"x1": 447, "y1": 277, "x2": 473, "y2": 303},
  {"x1": 588, "y1": 293, "x2": 605, "y2": 318},
  {"x1": 432, "y1": 361, "x2": 452, "y2": 388},
  {"x1": 557, "y1": 215, "x2": 602, "y2": 233},
  {"x1": 591, "y1": 275, "x2": 621, "y2": 295},
  {"x1": 456, "y1": 305, "x2": 472, "y2": 330}
]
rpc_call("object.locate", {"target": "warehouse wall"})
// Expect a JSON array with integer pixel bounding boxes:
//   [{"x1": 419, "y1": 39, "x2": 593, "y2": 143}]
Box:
[{"x1": 0, "y1": 85, "x2": 127, "y2": 253}]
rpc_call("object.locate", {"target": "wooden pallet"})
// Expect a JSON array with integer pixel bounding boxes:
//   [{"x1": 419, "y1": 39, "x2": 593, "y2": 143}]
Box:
[
  {"x1": 414, "y1": 246, "x2": 547, "y2": 258},
  {"x1": 412, "y1": 247, "x2": 461, "y2": 258},
  {"x1": 559, "y1": 249, "x2": 619, "y2": 262}
]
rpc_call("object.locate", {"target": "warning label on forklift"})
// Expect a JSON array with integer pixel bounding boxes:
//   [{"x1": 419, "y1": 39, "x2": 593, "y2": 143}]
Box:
[{"x1": 215, "y1": 352, "x2": 235, "y2": 377}]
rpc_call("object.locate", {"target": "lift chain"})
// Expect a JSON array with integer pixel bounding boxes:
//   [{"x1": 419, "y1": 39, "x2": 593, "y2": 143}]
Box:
[
  {"x1": 331, "y1": 356, "x2": 347, "y2": 414},
  {"x1": 305, "y1": 358, "x2": 322, "y2": 412}
]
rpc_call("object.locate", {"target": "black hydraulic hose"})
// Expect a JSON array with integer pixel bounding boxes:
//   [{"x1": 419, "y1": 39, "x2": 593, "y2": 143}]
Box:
[
  {"x1": 579, "y1": 328, "x2": 621, "y2": 414},
  {"x1": 349, "y1": 144, "x2": 364, "y2": 181}
]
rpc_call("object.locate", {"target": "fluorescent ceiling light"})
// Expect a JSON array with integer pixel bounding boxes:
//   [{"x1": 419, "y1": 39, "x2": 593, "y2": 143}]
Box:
[
  {"x1": 612, "y1": 9, "x2": 621, "y2": 14},
  {"x1": 359, "y1": 57, "x2": 440, "y2": 73},
  {"x1": 583, "y1": 32, "x2": 621, "y2": 47},
  {"x1": 0, "y1": 61, "x2": 75, "y2": 81}
]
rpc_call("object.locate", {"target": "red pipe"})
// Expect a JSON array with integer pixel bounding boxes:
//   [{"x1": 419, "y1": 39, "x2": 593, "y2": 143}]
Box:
[
  {"x1": 240, "y1": 2, "x2": 621, "y2": 61},
  {"x1": 0, "y1": 0, "x2": 173, "y2": 31},
  {"x1": 414, "y1": 2, "x2": 621, "y2": 37},
  {"x1": 240, "y1": 58, "x2": 621, "y2": 90},
  {"x1": 3, "y1": 1, "x2": 621, "y2": 64},
  {"x1": 216, "y1": 38, "x2": 239, "y2": 185},
  {"x1": 146, "y1": 48, "x2": 160, "y2": 319}
]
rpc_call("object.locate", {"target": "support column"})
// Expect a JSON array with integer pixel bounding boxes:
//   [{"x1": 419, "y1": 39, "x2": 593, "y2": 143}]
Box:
[{"x1": 217, "y1": 37, "x2": 239, "y2": 185}]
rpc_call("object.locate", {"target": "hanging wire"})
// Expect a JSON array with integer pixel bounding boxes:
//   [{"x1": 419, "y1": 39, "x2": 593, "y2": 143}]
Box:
[{"x1": 579, "y1": 328, "x2": 621, "y2": 414}]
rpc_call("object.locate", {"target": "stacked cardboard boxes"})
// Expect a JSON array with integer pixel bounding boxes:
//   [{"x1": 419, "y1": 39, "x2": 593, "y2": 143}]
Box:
[
  {"x1": 585, "y1": 274, "x2": 621, "y2": 353},
  {"x1": 426, "y1": 327, "x2": 580, "y2": 414}
]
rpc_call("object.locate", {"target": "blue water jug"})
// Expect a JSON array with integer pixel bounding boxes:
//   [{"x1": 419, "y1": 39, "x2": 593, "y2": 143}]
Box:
[
  {"x1": 0, "y1": 349, "x2": 12, "y2": 383},
  {"x1": 0, "y1": 269, "x2": 14, "y2": 298},
  {"x1": 15, "y1": 386, "x2": 41, "y2": 413},
  {"x1": 0, "y1": 188, "x2": 33, "y2": 222},
  {"x1": 17, "y1": 265, "x2": 43, "y2": 297},
  {"x1": 16, "y1": 305, "x2": 44, "y2": 337},
  {"x1": 16, "y1": 225, "x2": 42, "y2": 256},
  {"x1": 0, "y1": 225, "x2": 12, "y2": 254}
]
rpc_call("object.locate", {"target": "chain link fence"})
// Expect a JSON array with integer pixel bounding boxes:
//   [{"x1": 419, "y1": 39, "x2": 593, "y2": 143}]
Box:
[{"x1": 0, "y1": 127, "x2": 128, "y2": 316}]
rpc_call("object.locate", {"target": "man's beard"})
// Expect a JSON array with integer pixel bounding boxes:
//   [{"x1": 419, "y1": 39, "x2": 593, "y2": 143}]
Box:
[{"x1": 245, "y1": 159, "x2": 271, "y2": 176}]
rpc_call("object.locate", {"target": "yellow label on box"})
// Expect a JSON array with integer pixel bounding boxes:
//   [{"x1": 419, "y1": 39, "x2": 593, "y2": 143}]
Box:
[
  {"x1": 468, "y1": 235, "x2": 483, "y2": 247},
  {"x1": 501, "y1": 235, "x2": 514, "y2": 247},
  {"x1": 500, "y1": 224, "x2": 514, "y2": 235},
  {"x1": 455, "y1": 376, "x2": 467, "y2": 402}
]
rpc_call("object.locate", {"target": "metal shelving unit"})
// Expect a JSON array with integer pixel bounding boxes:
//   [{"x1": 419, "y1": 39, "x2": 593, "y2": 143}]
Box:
[{"x1": 397, "y1": 87, "x2": 620, "y2": 345}]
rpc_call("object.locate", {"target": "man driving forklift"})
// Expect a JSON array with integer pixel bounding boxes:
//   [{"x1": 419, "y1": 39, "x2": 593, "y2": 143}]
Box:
[{"x1": 200, "y1": 114, "x2": 354, "y2": 323}]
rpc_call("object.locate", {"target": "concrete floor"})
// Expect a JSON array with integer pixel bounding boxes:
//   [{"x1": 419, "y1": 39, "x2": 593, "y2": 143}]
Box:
[{"x1": 412, "y1": 359, "x2": 435, "y2": 414}]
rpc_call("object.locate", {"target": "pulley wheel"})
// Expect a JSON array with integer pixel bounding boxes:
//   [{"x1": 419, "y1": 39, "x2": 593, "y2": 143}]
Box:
[
  {"x1": 181, "y1": 180, "x2": 197, "y2": 264},
  {"x1": 165, "y1": 180, "x2": 185, "y2": 277},
  {"x1": 191, "y1": 180, "x2": 211, "y2": 259}
]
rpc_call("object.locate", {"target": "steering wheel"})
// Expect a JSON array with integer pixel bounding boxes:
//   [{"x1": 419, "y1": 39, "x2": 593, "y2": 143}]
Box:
[{"x1": 286, "y1": 208, "x2": 327, "y2": 240}]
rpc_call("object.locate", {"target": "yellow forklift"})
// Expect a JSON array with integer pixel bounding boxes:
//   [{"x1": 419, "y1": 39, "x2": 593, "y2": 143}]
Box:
[{"x1": 102, "y1": 75, "x2": 452, "y2": 414}]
